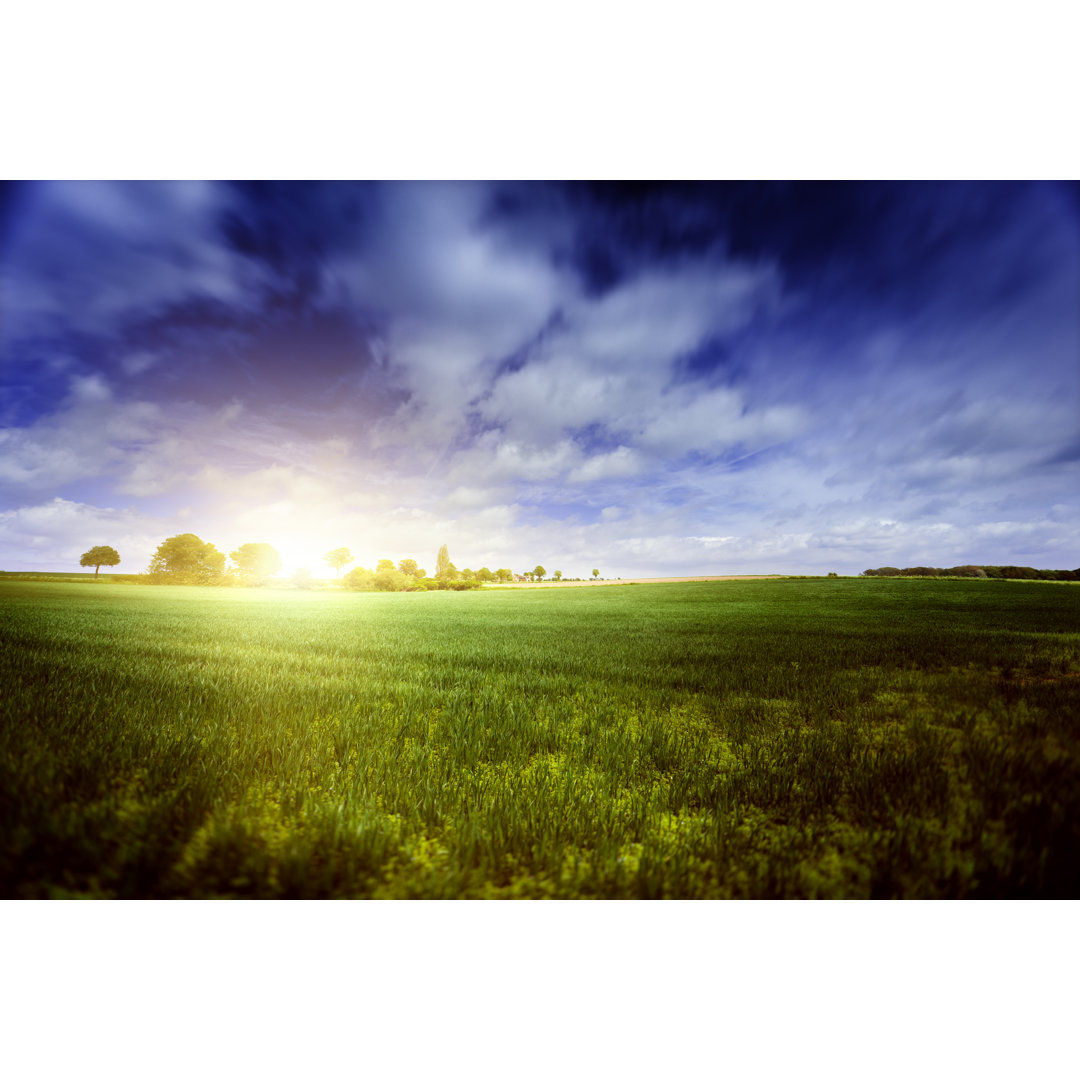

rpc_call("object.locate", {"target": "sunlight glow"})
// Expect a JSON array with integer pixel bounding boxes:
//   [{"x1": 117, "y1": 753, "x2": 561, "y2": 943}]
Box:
[{"x1": 229, "y1": 512, "x2": 359, "y2": 581}]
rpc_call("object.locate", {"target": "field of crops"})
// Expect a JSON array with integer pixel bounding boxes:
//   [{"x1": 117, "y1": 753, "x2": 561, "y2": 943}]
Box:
[{"x1": 2, "y1": 577, "x2": 1078, "y2": 898}]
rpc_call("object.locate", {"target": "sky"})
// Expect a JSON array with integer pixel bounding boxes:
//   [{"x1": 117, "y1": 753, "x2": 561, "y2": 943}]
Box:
[{"x1": 1, "y1": 180, "x2": 1078, "y2": 578}]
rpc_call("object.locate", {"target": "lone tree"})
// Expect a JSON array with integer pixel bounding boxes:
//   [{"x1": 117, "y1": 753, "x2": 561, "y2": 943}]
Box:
[
  {"x1": 553, "y1": 570, "x2": 562, "y2": 581},
  {"x1": 80, "y1": 545, "x2": 120, "y2": 576},
  {"x1": 148, "y1": 534, "x2": 226, "y2": 581},
  {"x1": 229, "y1": 542, "x2": 282, "y2": 584},
  {"x1": 533, "y1": 565, "x2": 546, "y2": 581},
  {"x1": 592, "y1": 568, "x2": 599, "y2": 579},
  {"x1": 324, "y1": 547, "x2": 353, "y2": 578}
]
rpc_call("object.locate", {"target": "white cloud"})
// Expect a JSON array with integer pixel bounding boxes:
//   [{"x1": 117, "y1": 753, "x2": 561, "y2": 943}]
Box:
[
  {"x1": 0, "y1": 376, "x2": 162, "y2": 489},
  {"x1": 474, "y1": 259, "x2": 795, "y2": 465},
  {"x1": 637, "y1": 389, "x2": 806, "y2": 457},
  {"x1": 341, "y1": 184, "x2": 570, "y2": 451},
  {"x1": 567, "y1": 446, "x2": 642, "y2": 483}
]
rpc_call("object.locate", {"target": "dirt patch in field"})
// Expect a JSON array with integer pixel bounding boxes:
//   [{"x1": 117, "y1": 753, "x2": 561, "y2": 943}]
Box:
[{"x1": 501, "y1": 575, "x2": 785, "y2": 588}]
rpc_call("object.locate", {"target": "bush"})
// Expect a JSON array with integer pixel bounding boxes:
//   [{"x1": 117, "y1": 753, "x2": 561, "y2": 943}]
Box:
[
  {"x1": 374, "y1": 568, "x2": 411, "y2": 592},
  {"x1": 342, "y1": 567, "x2": 375, "y2": 591}
]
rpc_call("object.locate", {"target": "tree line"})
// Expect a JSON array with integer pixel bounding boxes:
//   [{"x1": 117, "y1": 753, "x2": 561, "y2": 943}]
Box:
[
  {"x1": 78, "y1": 536, "x2": 598, "y2": 589},
  {"x1": 863, "y1": 564, "x2": 1080, "y2": 581}
]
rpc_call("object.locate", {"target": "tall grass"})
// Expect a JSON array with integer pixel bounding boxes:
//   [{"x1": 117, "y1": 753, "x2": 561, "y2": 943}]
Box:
[{"x1": 2, "y1": 578, "x2": 1078, "y2": 897}]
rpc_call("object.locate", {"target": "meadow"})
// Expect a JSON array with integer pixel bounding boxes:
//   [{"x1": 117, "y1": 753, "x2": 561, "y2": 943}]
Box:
[{"x1": 1, "y1": 577, "x2": 1078, "y2": 898}]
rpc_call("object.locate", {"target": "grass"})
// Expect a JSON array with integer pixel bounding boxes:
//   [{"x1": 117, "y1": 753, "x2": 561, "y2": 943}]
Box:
[{"x1": 1, "y1": 577, "x2": 1078, "y2": 898}]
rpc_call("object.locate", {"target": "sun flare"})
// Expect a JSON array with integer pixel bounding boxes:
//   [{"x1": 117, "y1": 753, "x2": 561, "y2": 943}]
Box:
[{"x1": 229, "y1": 510, "x2": 360, "y2": 580}]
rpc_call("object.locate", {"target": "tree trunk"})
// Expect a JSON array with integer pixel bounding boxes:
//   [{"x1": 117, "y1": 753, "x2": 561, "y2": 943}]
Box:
[{"x1": 94, "y1": 565, "x2": 100, "y2": 575}]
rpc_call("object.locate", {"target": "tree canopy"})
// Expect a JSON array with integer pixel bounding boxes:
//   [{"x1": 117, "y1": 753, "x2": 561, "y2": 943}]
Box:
[
  {"x1": 863, "y1": 564, "x2": 1077, "y2": 581},
  {"x1": 229, "y1": 542, "x2": 282, "y2": 584},
  {"x1": 435, "y1": 544, "x2": 452, "y2": 580},
  {"x1": 148, "y1": 534, "x2": 226, "y2": 580},
  {"x1": 80, "y1": 545, "x2": 120, "y2": 575},
  {"x1": 324, "y1": 548, "x2": 353, "y2": 577}
]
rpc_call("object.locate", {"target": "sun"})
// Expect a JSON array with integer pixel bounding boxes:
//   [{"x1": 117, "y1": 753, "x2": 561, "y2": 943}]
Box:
[
  {"x1": 226, "y1": 499, "x2": 368, "y2": 581},
  {"x1": 231, "y1": 522, "x2": 352, "y2": 580},
  {"x1": 267, "y1": 535, "x2": 350, "y2": 579}
]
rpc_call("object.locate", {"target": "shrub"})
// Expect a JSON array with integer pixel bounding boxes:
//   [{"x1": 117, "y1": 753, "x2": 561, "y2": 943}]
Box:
[
  {"x1": 343, "y1": 567, "x2": 375, "y2": 591},
  {"x1": 374, "y1": 569, "x2": 399, "y2": 591}
]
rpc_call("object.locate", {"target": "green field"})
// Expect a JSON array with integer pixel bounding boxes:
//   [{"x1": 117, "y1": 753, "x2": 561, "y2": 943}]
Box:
[{"x1": 2, "y1": 577, "x2": 1078, "y2": 898}]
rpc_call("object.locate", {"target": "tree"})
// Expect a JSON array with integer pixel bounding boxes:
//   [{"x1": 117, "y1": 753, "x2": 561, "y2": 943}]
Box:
[
  {"x1": 291, "y1": 567, "x2": 314, "y2": 589},
  {"x1": 592, "y1": 569, "x2": 599, "y2": 579},
  {"x1": 229, "y1": 543, "x2": 282, "y2": 584},
  {"x1": 533, "y1": 565, "x2": 546, "y2": 580},
  {"x1": 435, "y1": 544, "x2": 452, "y2": 580},
  {"x1": 80, "y1": 545, "x2": 120, "y2": 576},
  {"x1": 461, "y1": 567, "x2": 475, "y2": 580},
  {"x1": 376, "y1": 558, "x2": 396, "y2": 572},
  {"x1": 148, "y1": 534, "x2": 226, "y2": 581},
  {"x1": 398, "y1": 558, "x2": 423, "y2": 578},
  {"x1": 495, "y1": 568, "x2": 513, "y2": 583},
  {"x1": 553, "y1": 570, "x2": 562, "y2": 581},
  {"x1": 324, "y1": 548, "x2": 353, "y2": 578},
  {"x1": 476, "y1": 567, "x2": 494, "y2": 583}
]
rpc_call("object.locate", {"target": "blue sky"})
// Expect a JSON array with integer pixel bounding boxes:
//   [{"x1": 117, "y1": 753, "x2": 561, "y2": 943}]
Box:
[{"x1": 1, "y1": 180, "x2": 1077, "y2": 577}]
